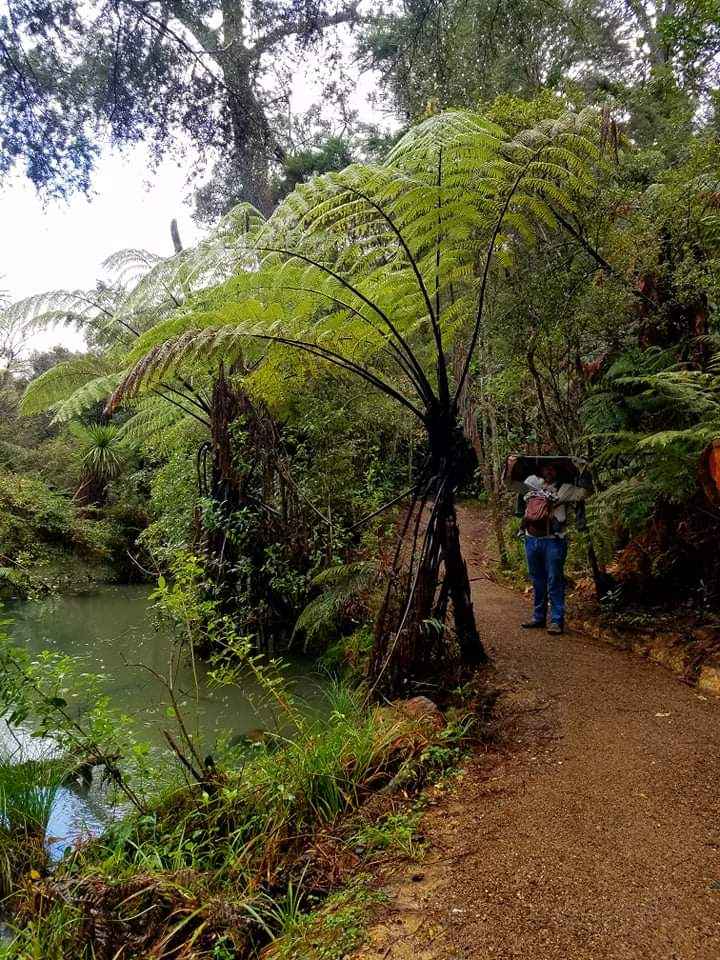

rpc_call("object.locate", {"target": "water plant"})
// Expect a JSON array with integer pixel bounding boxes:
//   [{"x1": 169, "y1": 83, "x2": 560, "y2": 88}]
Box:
[
  {"x1": 0, "y1": 756, "x2": 60, "y2": 839},
  {"x1": 0, "y1": 749, "x2": 64, "y2": 899}
]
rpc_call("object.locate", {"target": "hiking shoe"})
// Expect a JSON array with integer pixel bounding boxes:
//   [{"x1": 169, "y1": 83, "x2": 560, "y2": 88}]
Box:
[
  {"x1": 547, "y1": 622, "x2": 563, "y2": 635},
  {"x1": 521, "y1": 621, "x2": 546, "y2": 630}
]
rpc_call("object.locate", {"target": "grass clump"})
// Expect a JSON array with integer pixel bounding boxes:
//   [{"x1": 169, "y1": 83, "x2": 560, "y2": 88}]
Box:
[
  {"x1": 0, "y1": 758, "x2": 60, "y2": 838},
  {"x1": 1, "y1": 683, "x2": 478, "y2": 959},
  {"x1": 351, "y1": 810, "x2": 425, "y2": 860},
  {"x1": 0, "y1": 753, "x2": 63, "y2": 899},
  {"x1": 263, "y1": 875, "x2": 385, "y2": 960}
]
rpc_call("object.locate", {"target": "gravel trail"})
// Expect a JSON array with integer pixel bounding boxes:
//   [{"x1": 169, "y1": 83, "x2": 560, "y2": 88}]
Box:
[{"x1": 356, "y1": 505, "x2": 720, "y2": 960}]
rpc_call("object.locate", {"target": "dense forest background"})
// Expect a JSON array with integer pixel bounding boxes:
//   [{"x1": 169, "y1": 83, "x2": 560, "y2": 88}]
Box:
[
  {"x1": 2, "y1": 0, "x2": 719, "y2": 644},
  {"x1": 1, "y1": 2, "x2": 720, "y2": 957}
]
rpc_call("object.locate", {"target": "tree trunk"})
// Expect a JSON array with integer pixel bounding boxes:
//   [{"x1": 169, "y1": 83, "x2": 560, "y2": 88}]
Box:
[
  {"x1": 219, "y1": 22, "x2": 284, "y2": 217},
  {"x1": 435, "y1": 490, "x2": 487, "y2": 666},
  {"x1": 368, "y1": 439, "x2": 488, "y2": 699},
  {"x1": 456, "y1": 333, "x2": 508, "y2": 565},
  {"x1": 478, "y1": 406, "x2": 508, "y2": 567},
  {"x1": 74, "y1": 472, "x2": 106, "y2": 507}
]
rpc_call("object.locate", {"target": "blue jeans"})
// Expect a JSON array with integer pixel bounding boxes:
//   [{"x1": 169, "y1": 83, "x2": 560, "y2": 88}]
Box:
[{"x1": 525, "y1": 536, "x2": 568, "y2": 625}]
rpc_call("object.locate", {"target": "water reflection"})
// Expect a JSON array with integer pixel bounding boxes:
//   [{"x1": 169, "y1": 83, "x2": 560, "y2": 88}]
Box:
[{"x1": 5, "y1": 585, "x2": 325, "y2": 854}]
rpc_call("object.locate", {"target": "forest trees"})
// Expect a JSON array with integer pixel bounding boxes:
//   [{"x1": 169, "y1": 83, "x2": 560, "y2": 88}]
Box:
[
  {"x1": 361, "y1": 0, "x2": 720, "y2": 149},
  {"x1": 81, "y1": 105, "x2": 606, "y2": 695},
  {"x1": 0, "y1": 0, "x2": 361, "y2": 215}
]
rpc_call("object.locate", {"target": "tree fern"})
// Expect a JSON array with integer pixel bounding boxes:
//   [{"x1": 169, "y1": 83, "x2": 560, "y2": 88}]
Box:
[
  {"x1": 99, "y1": 105, "x2": 607, "y2": 694},
  {"x1": 584, "y1": 343, "x2": 720, "y2": 552},
  {"x1": 15, "y1": 104, "x2": 610, "y2": 695},
  {"x1": 109, "y1": 108, "x2": 604, "y2": 419},
  {"x1": 117, "y1": 395, "x2": 206, "y2": 452}
]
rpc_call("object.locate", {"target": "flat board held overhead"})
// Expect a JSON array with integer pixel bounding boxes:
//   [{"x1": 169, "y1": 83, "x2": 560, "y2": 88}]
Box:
[{"x1": 501, "y1": 454, "x2": 593, "y2": 493}]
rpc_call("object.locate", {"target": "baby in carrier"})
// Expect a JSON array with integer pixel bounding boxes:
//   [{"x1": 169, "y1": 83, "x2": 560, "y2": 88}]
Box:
[{"x1": 521, "y1": 474, "x2": 558, "y2": 538}]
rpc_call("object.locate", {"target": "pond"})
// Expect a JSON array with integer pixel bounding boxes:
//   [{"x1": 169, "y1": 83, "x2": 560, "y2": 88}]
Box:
[{"x1": 4, "y1": 585, "x2": 326, "y2": 857}]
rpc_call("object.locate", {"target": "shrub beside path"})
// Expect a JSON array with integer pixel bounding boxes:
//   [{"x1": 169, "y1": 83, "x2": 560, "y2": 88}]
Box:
[{"x1": 354, "y1": 504, "x2": 720, "y2": 959}]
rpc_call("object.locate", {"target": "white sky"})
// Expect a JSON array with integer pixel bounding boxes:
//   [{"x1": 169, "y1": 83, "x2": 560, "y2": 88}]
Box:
[{"x1": 0, "y1": 148, "x2": 203, "y2": 352}]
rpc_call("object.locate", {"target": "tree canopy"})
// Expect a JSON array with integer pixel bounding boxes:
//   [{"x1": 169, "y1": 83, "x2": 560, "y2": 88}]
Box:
[{"x1": 0, "y1": 0, "x2": 361, "y2": 213}]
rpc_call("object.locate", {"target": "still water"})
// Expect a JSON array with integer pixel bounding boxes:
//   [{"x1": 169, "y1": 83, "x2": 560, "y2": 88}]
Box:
[{"x1": 5, "y1": 585, "x2": 325, "y2": 856}]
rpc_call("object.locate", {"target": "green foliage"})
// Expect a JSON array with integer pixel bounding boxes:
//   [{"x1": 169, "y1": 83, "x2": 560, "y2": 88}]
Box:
[
  {"x1": 321, "y1": 626, "x2": 374, "y2": 682},
  {"x1": 0, "y1": 676, "x2": 471, "y2": 959},
  {"x1": 582, "y1": 345, "x2": 720, "y2": 556},
  {"x1": 351, "y1": 810, "x2": 425, "y2": 859},
  {"x1": 0, "y1": 757, "x2": 55, "y2": 899},
  {"x1": 20, "y1": 355, "x2": 119, "y2": 420},
  {"x1": 360, "y1": 1, "x2": 621, "y2": 121},
  {"x1": 0, "y1": 902, "x2": 85, "y2": 960},
  {"x1": 264, "y1": 876, "x2": 384, "y2": 960},
  {"x1": 72, "y1": 421, "x2": 125, "y2": 482},
  {"x1": 275, "y1": 136, "x2": 356, "y2": 200},
  {"x1": 0, "y1": 470, "x2": 116, "y2": 598},
  {"x1": 0, "y1": 755, "x2": 62, "y2": 840},
  {"x1": 294, "y1": 561, "x2": 377, "y2": 648}
]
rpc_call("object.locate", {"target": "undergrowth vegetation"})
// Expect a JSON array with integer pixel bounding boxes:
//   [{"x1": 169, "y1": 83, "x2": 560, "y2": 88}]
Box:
[
  {"x1": 0, "y1": 670, "x2": 479, "y2": 959},
  {"x1": 2, "y1": 4, "x2": 720, "y2": 951},
  {"x1": 0, "y1": 470, "x2": 117, "y2": 599}
]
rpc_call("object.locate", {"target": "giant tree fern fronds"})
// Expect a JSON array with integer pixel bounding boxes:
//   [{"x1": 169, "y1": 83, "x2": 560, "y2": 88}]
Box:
[
  {"x1": 616, "y1": 370, "x2": 720, "y2": 421},
  {"x1": 102, "y1": 205, "x2": 265, "y2": 339},
  {"x1": 6, "y1": 286, "x2": 130, "y2": 342},
  {"x1": 14, "y1": 205, "x2": 265, "y2": 429},
  {"x1": 117, "y1": 395, "x2": 206, "y2": 451},
  {"x1": 52, "y1": 373, "x2": 125, "y2": 424},
  {"x1": 108, "y1": 108, "x2": 604, "y2": 422},
  {"x1": 20, "y1": 355, "x2": 117, "y2": 418},
  {"x1": 585, "y1": 345, "x2": 720, "y2": 522},
  {"x1": 10, "y1": 203, "x2": 265, "y2": 356}
]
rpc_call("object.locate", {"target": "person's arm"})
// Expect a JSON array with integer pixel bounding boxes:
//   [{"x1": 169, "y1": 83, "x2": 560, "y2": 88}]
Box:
[{"x1": 555, "y1": 482, "x2": 587, "y2": 504}]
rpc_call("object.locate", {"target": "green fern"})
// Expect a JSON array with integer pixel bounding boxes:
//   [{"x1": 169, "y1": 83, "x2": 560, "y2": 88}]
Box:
[
  {"x1": 20, "y1": 355, "x2": 116, "y2": 417},
  {"x1": 584, "y1": 344, "x2": 720, "y2": 553},
  {"x1": 105, "y1": 107, "x2": 603, "y2": 416},
  {"x1": 293, "y1": 561, "x2": 377, "y2": 647}
]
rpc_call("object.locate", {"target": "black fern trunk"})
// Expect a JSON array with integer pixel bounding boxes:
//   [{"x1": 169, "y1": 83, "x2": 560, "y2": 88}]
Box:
[
  {"x1": 368, "y1": 419, "x2": 487, "y2": 698},
  {"x1": 435, "y1": 492, "x2": 486, "y2": 667}
]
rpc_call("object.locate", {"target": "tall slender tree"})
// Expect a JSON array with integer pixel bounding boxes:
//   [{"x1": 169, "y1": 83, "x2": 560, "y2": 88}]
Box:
[{"x1": 104, "y1": 107, "x2": 606, "y2": 695}]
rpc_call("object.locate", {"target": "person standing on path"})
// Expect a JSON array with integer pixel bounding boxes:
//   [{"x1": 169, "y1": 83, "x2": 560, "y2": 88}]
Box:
[{"x1": 520, "y1": 463, "x2": 586, "y2": 635}]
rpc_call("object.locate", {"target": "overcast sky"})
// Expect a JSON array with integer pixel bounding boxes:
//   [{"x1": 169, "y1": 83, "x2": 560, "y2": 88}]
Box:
[{"x1": 0, "y1": 147, "x2": 205, "y2": 352}]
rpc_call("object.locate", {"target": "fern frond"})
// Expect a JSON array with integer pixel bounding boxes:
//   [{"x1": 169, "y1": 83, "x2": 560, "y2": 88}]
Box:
[
  {"x1": 293, "y1": 561, "x2": 377, "y2": 646},
  {"x1": 21, "y1": 356, "x2": 115, "y2": 415},
  {"x1": 68, "y1": 106, "x2": 605, "y2": 424}
]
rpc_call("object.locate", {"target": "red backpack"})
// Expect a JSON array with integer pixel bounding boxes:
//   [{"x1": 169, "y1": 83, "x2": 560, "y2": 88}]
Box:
[{"x1": 523, "y1": 494, "x2": 552, "y2": 537}]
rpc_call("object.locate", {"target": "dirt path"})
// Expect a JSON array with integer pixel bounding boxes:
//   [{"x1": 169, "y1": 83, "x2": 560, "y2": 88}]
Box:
[{"x1": 356, "y1": 505, "x2": 720, "y2": 960}]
